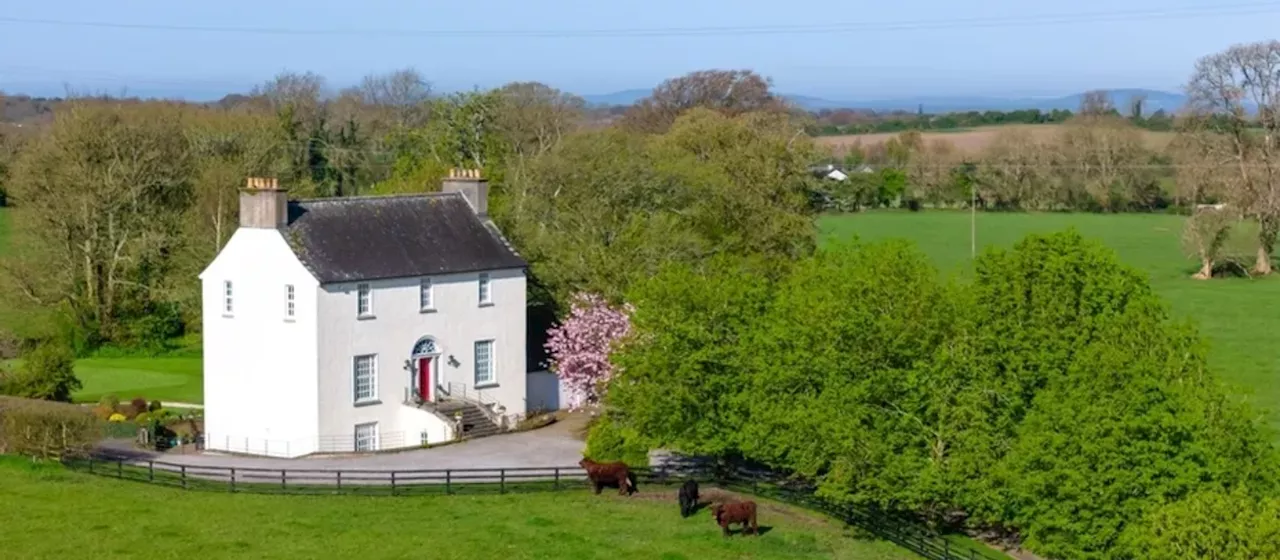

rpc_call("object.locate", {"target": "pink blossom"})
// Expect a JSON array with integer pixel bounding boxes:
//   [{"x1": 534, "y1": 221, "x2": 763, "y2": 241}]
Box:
[{"x1": 545, "y1": 293, "x2": 632, "y2": 410}]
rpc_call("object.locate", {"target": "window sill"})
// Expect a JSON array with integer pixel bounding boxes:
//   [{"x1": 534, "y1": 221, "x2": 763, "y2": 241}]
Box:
[
  {"x1": 354, "y1": 400, "x2": 382, "y2": 408},
  {"x1": 222, "y1": 314, "x2": 234, "y2": 319},
  {"x1": 478, "y1": 302, "x2": 494, "y2": 308},
  {"x1": 419, "y1": 308, "x2": 437, "y2": 314},
  {"x1": 473, "y1": 383, "x2": 499, "y2": 390},
  {"x1": 284, "y1": 318, "x2": 296, "y2": 323},
  {"x1": 357, "y1": 314, "x2": 377, "y2": 321}
]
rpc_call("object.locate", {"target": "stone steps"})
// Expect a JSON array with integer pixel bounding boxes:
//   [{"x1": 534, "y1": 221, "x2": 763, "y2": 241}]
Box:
[{"x1": 436, "y1": 399, "x2": 503, "y2": 439}]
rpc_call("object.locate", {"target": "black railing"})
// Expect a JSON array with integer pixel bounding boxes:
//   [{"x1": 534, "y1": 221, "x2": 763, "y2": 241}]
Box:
[{"x1": 65, "y1": 452, "x2": 1000, "y2": 560}]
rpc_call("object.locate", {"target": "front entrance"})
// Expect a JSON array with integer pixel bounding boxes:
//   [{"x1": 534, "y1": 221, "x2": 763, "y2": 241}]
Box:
[{"x1": 417, "y1": 357, "x2": 433, "y2": 402}]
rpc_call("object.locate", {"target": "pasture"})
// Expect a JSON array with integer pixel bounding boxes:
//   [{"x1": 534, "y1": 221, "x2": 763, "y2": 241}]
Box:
[
  {"x1": 815, "y1": 124, "x2": 1176, "y2": 156},
  {"x1": 821, "y1": 211, "x2": 1280, "y2": 435},
  {"x1": 0, "y1": 457, "x2": 921, "y2": 560},
  {"x1": 72, "y1": 356, "x2": 203, "y2": 404}
]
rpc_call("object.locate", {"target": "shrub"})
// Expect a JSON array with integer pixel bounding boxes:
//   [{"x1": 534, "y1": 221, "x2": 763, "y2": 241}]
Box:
[
  {"x1": 0, "y1": 341, "x2": 80, "y2": 402},
  {"x1": 148, "y1": 400, "x2": 162, "y2": 412},
  {"x1": 107, "y1": 413, "x2": 126, "y2": 422},
  {"x1": 0, "y1": 395, "x2": 100, "y2": 459},
  {"x1": 127, "y1": 398, "x2": 148, "y2": 419},
  {"x1": 584, "y1": 414, "x2": 650, "y2": 467},
  {"x1": 1139, "y1": 488, "x2": 1280, "y2": 560},
  {"x1": 133, "y1": 412, "x2": 151, "y2": 425}
]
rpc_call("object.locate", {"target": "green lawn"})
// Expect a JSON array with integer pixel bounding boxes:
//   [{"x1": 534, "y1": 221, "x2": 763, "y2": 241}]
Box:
[
  {"x1": 0, "y1": 457, "x2": 921, "y2": 560},
  {"x1": 820, "y1": 211, "x2": 1280, "y2": 435},
  {"x1": 73, "y1": 357, "x2": 203, "y2": 404}
]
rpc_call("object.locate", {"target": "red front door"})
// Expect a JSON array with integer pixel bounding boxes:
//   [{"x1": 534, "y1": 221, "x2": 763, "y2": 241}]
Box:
[{"x1": 418, "y1": 357, "x2": 432, "y2": 401}]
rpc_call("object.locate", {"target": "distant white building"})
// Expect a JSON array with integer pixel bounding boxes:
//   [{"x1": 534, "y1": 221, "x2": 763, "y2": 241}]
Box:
[{"x1": 199, "y1": 171, "x2": 529, "y2": 457}]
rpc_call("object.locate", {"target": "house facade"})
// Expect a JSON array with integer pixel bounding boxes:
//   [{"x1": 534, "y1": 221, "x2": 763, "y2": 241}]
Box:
[{"x1": 200, "y1": 172, "x2": 528, "y2": 457}]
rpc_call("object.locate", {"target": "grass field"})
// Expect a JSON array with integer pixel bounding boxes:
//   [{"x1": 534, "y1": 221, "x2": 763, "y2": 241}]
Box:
[
  {"x1": 72, "y1": 357, "x2": 203, "y2": 404},
  {"x1": 0, "y1": 457, "x2": 924, "y2": 560},
  {"x1": 820, "y1": 211, "x2": 1280, "y2": 435},
  {"x1": 816, "y1": 124, "x2": 1176, "y2": 156}
]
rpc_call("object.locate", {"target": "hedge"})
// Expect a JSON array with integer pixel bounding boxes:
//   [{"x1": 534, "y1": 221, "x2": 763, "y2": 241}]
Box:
[{"x1": 0, "y1": 396, "x2": 101, "y2": 459}]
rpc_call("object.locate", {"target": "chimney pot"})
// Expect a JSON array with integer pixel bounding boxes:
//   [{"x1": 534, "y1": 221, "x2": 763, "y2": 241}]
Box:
[
  {"x1": 240, "y1": 176, "x2": 288, "y2": 229},
  {"x1": 441, "y1": 168, "x2": 488, "y2": 218}
]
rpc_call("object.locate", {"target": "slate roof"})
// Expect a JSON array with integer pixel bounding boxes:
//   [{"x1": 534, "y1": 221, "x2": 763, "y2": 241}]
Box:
[{"x1": 283, "y1": 193, "x2": 527, "y2": 284}]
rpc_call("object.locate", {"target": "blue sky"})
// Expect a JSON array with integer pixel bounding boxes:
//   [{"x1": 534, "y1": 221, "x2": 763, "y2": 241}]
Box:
[{"x1": 1, "y1": 0, "x2": 1278, "y2": 100}]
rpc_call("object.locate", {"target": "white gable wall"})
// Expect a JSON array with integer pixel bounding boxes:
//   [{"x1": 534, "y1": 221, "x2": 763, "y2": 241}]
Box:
[
  {"x1": 315, "y1": 268, "x2": 527, "y2": 448},
  {"x1": 200, "y1": 228, "x2": 321, "y2": 457}
]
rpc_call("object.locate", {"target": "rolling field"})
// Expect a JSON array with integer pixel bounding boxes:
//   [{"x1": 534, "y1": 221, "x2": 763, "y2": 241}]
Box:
[
  {"x1": 816, "y1": 124, "x2": 1176, "y2": 156},
  {"x1": 821, "y1": 211, "x2": 1280, "y2": 435},
  {"x1": 72, "y1": 357, "x2": 203, "y2": 404},
  {"x1": 0, "y1": 457, "x2": 920, "y2": 560}
]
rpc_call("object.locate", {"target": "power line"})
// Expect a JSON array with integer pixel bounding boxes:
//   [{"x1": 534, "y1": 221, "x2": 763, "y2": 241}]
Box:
[{"x1": 0, "y1": 3, "x2": 1277, "y2": 38}]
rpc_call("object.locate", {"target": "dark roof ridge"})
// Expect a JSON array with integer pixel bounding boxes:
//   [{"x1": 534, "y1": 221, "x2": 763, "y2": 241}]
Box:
[{"x1": 291, "y1": 192, "x2": 457, "y2": 204}]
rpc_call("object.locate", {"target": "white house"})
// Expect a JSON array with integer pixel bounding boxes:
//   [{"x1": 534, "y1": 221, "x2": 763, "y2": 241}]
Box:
[{"x1": 199, "y1": 171, "x2": 529, "y2": 457}]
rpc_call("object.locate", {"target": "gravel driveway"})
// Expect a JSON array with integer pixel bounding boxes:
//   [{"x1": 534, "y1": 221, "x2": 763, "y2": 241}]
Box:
[{"x1": 99, "y1": 413, "x2": 589, "y2": 472}]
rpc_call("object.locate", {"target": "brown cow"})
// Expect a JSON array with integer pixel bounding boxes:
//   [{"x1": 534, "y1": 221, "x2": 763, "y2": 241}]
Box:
[
  {"x1": 579, "y1": 458, "x2": 638, "y2": 496},
  {"x1": 712, "y1": 501, "x2": 759, "y2": 536}
]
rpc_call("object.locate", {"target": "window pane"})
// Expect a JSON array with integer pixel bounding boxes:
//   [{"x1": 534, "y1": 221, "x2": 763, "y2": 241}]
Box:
[
  {"x1": 478, "y1": 273, "x2": 491, "y2": 304},
  {"x1": 354, "y1": 355, "x2": 377, "y2": 402},
  {"x1": 420, "y1": 278, "x2": 432, "y2": 310},
  {"x1": 357, "y1": 284, "x2": 371, "y2": 315},
  {"x1": 224, "y1": 281, "x2": 233, "y2": 313},
  {"x1": 285, "y1": 285, "x2": 295, "y2": 318},
  {"x1": 474, "y1": 341, "x2": 494, "y2": 385},
  {"x1": 355, "y1": 423, "x2": 378, "y2": 452}
]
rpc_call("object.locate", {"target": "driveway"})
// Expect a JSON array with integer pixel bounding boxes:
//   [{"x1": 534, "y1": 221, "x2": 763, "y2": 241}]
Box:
[{"x1": 99, "y1": 413, "x2": 589, "y2": 472}]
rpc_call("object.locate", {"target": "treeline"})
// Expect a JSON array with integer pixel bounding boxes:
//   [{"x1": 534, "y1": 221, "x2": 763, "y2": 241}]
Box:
[
  {"x1": 598, "y1": 233, "x2": 1280, "y2": 560},
  {"x1": 808, "y1": 104, "x2": 1186, "y2": 136},
  {"x1": 0, "y1": 68, "x2": 819, "y2": 357},
  {"x1": 814, "y1": 114, "x2": 1180, "y2": 214}
]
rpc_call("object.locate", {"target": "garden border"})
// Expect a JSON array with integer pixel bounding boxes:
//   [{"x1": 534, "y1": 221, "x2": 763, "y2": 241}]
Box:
[{"x1": 63, "y1": 451, "x2": 1002, "y2": 560}]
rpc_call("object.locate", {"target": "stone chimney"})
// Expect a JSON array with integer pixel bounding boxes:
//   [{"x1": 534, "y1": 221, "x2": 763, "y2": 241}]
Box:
[
  {"x1": 240, "y1": 177, "x2": 288, "y2": 229},
  {"x1": 442, "y1": 168, "x2": 488, "y2": 217}
]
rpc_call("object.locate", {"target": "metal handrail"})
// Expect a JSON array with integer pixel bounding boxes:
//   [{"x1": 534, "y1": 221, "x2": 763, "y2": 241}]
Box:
[{"x1": 442, "y1": 382, "x2": 508, "y2": 429}]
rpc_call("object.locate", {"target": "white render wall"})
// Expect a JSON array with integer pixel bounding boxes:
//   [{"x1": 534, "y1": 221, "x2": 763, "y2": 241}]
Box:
[
  {"x1": 200, "y1": 228, "x2": 322, "y2": 458},
  {"x1": 314, "y1": 268, "x2": 528, "y2": 448}
]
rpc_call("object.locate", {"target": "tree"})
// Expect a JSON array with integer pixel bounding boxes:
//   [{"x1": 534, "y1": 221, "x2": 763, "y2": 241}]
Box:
[
  {"x1": 0, "y1": 340, "x2": 80, "y2": 402},
  {"x1": 1057, "y1": 114, "x2": 1152, "y2": 211},
  {"x1": 493, "y1": 82, "x2": 585, "y2": 160},
  {"x1": 608, "y1": 255, "x2": 778, "y2": 457},
  {"x1": 1182, "y1": 204, "x2": 1238, "y2": 279},
  {"x1": 1184, "y1": 40, "x2": 1280, "y2": 275},
  {"x1": 1079, "y1": 89, "x2": 1115, "y2": 116},
  {"x1": 1140, "y1": 488, "x2": 1280, "y2": 560},
  {"x1": 970, "y1": 232, "x2": 1276, "y2": 559},
  {"x1": 622, "y1": 70, "x2": 786, "y2": 133},
  {"x1": 501, "y1": 109, "x2": 816, "y2": 306},
  {"x1": 3, "y1": 101, "x2": 194, "y2": 349},
  {"x1": 545, "y1": 293, "x2": 631, "y2": 410}
]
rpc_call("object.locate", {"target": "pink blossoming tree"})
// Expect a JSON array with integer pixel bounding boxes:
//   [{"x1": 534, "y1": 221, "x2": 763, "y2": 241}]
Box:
[{"x1": 545, "y1": 293, "x2": 632, "y2": 410}]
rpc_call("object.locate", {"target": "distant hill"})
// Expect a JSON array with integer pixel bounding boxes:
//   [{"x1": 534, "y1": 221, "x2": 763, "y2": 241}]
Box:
[
  {"x1": 581, "y1": 88, "x2": 1188, "y2": 114},
  {"x1": 581, "y1": 89, "x2": 652, "y2": 107}
]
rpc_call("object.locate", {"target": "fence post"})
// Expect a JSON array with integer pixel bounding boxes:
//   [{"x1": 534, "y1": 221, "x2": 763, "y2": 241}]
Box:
[
  {"x1": 500, "y1": 469, "x2": 506, "y2": 494},
  {"x1": 445, "y1": 470, "x2": 452, "y2": 495},
  {"x1": 148, "y1": 461, "x2": 154, "y2": 482},
  {"x1": 281, "y1": 469, "x2": 287, "y2": 491},
  {"x1": 230, "y1": 468, "x2": 236, "y2": 493},
  {"x1": 391, "y1": 471, "x2": 397, "y2": 496},
  {"x1": 944, "y1": 539, "x2": 951, "y2": 558},
  {"x1": 88, "y1": 456, "x2": 94, "y2": 474},
  {"x1": 554, "y1": 467, "x2": 560, "y2": 490},
  {"x1": 181, "y1": 465, "x2": 187, "y2": 489},
  {"x1": 336, "y1": 471, "x2": 342, "y2": 492},
  {"x1": 116, "y1": 459, "x2": 123, "y2": 478}
]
